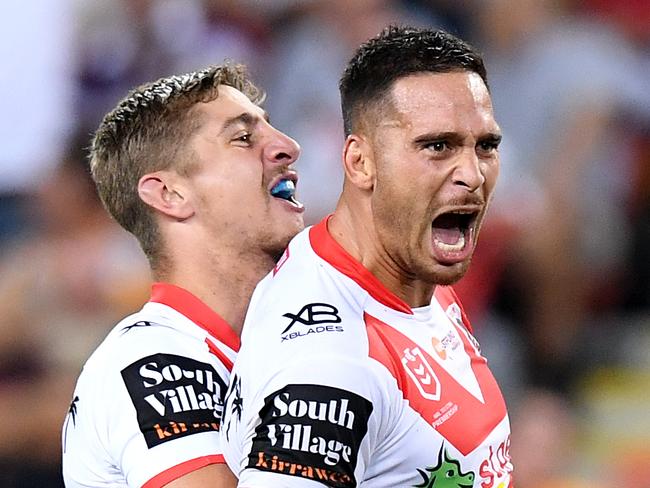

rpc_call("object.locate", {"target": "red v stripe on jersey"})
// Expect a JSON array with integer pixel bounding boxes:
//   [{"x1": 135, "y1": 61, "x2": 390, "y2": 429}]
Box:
[{"x1": 365, "y1": 312, "x2": 506, "y2": 455}]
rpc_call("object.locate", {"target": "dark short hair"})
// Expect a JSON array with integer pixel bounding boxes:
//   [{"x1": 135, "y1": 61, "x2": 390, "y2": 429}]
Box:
[
  {"x1": 90, "y1": 63, "x2": 263, "y2": 270},
  {"x1": 339, "y1": 25, "x2": 488, "y2": 136}
]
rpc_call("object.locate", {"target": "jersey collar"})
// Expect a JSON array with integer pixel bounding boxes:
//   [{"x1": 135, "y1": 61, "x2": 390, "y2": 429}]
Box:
[
  {"x1": 149, "y1": 282, "x2": 240, "y2": 351},
  {"x1": 309, "y1": 216, "x2": 413, "y2": 315}
]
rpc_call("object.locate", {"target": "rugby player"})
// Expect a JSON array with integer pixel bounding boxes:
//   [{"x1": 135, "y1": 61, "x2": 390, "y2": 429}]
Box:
[
  {"x1": 221, "y1": 26, "x2": 512, "y2": 487},
  {"x1": 62, "y1": 64, "x2": 304, "y2": 487}
]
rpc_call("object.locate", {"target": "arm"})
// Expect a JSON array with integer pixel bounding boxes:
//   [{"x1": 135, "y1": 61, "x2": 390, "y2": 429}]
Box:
[{"x1": 62, "y1": 324, "x2": 236, "y2": 488}]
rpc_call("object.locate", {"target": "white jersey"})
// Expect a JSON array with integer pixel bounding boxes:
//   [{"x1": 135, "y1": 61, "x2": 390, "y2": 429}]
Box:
[
  {"x1": 62, "y1": 283, "x2": 239, "y2": 487},
  {"x1": 222, "y1": 219, "x2": 513, "y2": 488}
]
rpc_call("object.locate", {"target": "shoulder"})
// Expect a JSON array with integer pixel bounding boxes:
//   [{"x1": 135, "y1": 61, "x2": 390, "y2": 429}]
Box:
[
  {"x1": 243, "y1": 227, "x2": 368, "y2": 350},
  {"x1": 67, "y1": 307, "x2": 232, "y2": 474},
  {"x1": 240, "y1": 283, "x2": 369, "y2": 386},
  {"x1": 77, "y1": 303, "x2": 231, "y2": 414},
  {"x1": 83, "y1": 309, "x2": 196, "y2": 373}
]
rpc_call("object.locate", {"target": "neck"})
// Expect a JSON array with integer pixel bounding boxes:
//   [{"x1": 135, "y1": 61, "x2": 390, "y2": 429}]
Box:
[
  {"x1": 156, "y1": 245, "x2": 275, "y2": 336},
  {"x1": 329, "y1": 195, "x2": 435, "y2": 308}
]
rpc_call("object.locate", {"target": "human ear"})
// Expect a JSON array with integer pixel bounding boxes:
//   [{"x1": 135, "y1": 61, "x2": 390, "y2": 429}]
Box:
[
  {"x1": 137, "y1": 171, "x2": 194, "y2": 220},
  {"x1": 342, "y1": 135, "x2": 375, "y2": 191}
]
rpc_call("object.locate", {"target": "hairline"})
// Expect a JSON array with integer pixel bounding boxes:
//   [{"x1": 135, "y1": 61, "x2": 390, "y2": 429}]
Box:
[{"x1": 350, "y1": 67, "x2": 484, "y2": 139}]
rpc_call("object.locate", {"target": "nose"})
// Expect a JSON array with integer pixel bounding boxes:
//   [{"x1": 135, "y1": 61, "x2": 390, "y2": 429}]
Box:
[
  {"x1": 452, "y1": 150, "x2": 485, "y2": 192},
  {"x1": 264, "y1": 127, "x2": 301, "y2": 166}
]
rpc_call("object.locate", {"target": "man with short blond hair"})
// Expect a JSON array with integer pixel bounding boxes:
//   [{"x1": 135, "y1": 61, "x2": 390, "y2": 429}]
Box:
[{"x1": 63, "y1": 63, "x2": 305, "y2": 487}]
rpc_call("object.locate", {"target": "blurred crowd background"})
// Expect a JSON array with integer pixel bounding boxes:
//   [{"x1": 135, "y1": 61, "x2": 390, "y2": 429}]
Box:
[{"x1": 1, "y1": 0, "x2": 649, "y2": 486}]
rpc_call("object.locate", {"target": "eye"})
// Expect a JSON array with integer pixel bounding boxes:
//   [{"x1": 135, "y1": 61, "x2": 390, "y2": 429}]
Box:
[
  {"x1": 232, "y1": 132, "x2": 253, "y2": 145},
  {"x1": 425, "y1": 141, "x2": 448, "y2": 152},
  {"x1": 477, "y1": 137, "x2": 501, "y2": 156},
  {"x1": 478, "y1": 141, "x2": 498, "y2": 151}
]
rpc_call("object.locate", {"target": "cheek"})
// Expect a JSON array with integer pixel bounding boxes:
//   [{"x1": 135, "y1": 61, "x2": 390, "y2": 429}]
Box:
[{"x1": 373, "y1": 178, "x2": 424, "y2": 239}]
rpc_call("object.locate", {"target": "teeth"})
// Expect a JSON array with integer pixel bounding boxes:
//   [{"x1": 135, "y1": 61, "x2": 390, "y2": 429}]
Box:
[
  {"x1": 433, "y1": 233, "x2": 465, "y2": 252},
  {"x1": 270, "y1": 179, "x2": 295, "y2": 200},
  {"x1": 288, "y1": 196, "x2": 304, "y2": 209}
]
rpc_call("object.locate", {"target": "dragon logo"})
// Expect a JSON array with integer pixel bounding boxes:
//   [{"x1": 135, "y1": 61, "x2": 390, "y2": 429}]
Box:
[{"x1": 414, "y1": 445, "x2": 475, "y2": 488}]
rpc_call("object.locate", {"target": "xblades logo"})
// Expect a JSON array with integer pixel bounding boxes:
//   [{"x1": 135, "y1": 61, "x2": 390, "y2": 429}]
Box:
[{"x1": 281, "y1": 303, "x2": 341, "y2": 334}]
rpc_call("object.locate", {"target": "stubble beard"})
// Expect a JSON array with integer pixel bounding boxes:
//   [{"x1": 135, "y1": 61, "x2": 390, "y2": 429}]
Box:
[
  {"x1": 427, "y1": 258, "x2": 472, "y2": 286},
  {"x1": 258, "y1": 219, "x2": 301, "y2": 265},
  {"x1": 385, "y1": 219, "x2": 474, "y2": 288}
]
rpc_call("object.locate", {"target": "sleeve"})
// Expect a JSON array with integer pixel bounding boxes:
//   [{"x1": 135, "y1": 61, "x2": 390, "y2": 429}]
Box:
[
  {"x1": 106, "y1": 330, "x2": 231, "y2": 486},
  {"x1": 230, "y1": 354, "x2": 384, "y2": 488}
]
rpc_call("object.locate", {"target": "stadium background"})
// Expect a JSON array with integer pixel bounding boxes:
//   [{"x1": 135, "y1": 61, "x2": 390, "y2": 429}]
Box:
[{"x1": 1, "y1": 0, "x2": 649, "y2": 486}]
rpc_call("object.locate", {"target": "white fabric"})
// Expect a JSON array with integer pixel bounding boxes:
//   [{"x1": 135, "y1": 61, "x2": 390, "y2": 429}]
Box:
[
  {"x1": 62, "y1": 300, "x2": 235, "y2": 487},
  {"x1": 222, "y1": 225, "x2": 512, "y2": 487}
]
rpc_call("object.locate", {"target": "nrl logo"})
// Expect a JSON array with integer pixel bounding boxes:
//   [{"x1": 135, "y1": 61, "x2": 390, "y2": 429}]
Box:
[{"x1": 402, "y1": 347, "x2": 441, "y2": 401}]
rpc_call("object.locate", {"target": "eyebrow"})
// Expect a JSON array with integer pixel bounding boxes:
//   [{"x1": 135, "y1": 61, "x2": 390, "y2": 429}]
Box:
[
  {"x1": 478, "y1": 133, "x2": 503, "y2": 145},
  {"x1": 218, "y1": 111, "x2": 270, "y2": 136},
  {"x1": 413, "y1": 131, "x2": 502, "y2": 145}
]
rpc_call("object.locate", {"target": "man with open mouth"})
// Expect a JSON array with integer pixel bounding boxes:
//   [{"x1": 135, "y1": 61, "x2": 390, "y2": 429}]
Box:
[{"x1": 221, "y1": 26, "x2": 512, "y2": 488}]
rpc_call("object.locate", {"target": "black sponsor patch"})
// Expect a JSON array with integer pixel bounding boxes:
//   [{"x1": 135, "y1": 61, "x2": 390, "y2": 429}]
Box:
[
  {"x1": 247, "y1": 384, "x2": 373, "y2": 487},
  {"x1": 121, "y1": 353, "x2": 227, "y2": 448}
]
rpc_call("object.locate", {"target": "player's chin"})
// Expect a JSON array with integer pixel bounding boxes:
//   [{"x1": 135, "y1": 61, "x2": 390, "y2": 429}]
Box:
[
  {"x1": 281, "y1": 212, "x2": 305, "y2": 238},
  {"x1": 272, "y1": 199, "x2": 305, "y2": 228},
  {"x1": 427, "y1": 260, "x2": 471, "y2": 286},
  {"x1": 268, "y1": 217, "x2": 304, "y2": 256}
]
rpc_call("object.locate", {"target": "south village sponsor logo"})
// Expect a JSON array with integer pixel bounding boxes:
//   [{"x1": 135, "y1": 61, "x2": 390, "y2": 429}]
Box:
[
  {"x1": 248, "y1": 384, "x2": 373, "y2": 488},
  {"x1": 121, "y1": 353, "x2": 227, "y2": 448},
  {"x1": 280, "y1": 303, "x2": 344, "y2": 342}
]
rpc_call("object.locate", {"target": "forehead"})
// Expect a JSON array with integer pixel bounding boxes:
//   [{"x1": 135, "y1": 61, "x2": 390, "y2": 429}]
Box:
[
  {"x1": 383, "y1": 72, "x2": 498, "y2": 134},
  {"x1": 193, "y1": 84, "x2": 264, "y2": 126}
]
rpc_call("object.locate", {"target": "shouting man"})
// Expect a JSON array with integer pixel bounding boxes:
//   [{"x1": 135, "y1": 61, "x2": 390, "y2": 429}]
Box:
[{"x1": 221, "y1": 27, "x2": 512, "y2": 488}]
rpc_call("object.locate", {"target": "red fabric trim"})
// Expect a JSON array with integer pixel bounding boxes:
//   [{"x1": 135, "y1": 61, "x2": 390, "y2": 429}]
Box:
[
  {"x1": 142, "y1": 454, "x2": 225, "y2": 488},
  {"x1": 150, "y1": 283, "x2": 240, "y2": 352},
  {"x1": 273, "y1": 246, "x2": 290, "y2": 276},
  {"x1": 309, "y1": 217, "x2": 412, "y2": 314},
  {"x1": 205, "y1": 338, "x2": 234, "y2": 372}
]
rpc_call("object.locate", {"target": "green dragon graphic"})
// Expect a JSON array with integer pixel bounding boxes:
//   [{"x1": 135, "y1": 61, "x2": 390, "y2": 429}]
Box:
[{"x1": 414, "y1": 445, "x2": 475, "y2": 488}]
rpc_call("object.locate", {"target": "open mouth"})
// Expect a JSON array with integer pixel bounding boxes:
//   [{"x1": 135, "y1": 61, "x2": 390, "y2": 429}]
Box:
[
  {"x1": 431, "y1": 210, "x2": 478, "y2": 254},
  {"x1": 270, "y1": 178, "x2": 303, "y2": 208}
]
